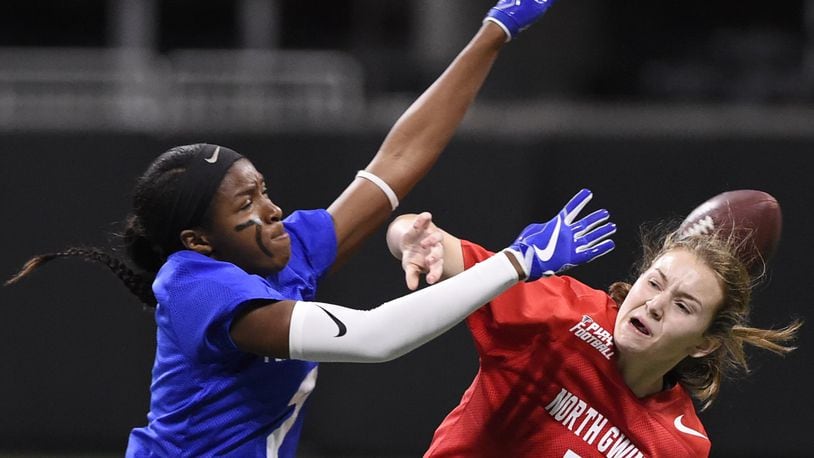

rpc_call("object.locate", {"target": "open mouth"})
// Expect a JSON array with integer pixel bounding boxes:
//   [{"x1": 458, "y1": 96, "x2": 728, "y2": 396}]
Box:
[{"x1": 630, "y1": 317, "x2": 651, "y2": 336}]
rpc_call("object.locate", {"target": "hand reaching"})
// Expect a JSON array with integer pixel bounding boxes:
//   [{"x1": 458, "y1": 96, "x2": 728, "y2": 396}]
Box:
[
  {"x1": 397, "y1": 212, "x2": 445, "y2": 290},
  {"x1": 484, "y1": 0, "x2": 559, "y2": 41},
  {"x1": 507, "y1": 189, "x2": 616, "y2": 281}
]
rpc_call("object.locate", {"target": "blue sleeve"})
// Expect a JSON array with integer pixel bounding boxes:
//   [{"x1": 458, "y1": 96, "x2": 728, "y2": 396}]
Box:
[
  {"x1": 276, "y1": 209, "x2": 337, "y2": 301},
  {"x1": 155, "y1": 253, "x2": 284, "y2": 362},
  {"x1": 154, "y1": 210, "x2": 336, "y2": 363}
]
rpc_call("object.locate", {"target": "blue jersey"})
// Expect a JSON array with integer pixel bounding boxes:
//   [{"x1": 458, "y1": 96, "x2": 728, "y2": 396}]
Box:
[{"x1": 126, "y1": 210, "x2": 336, "y2": 457}]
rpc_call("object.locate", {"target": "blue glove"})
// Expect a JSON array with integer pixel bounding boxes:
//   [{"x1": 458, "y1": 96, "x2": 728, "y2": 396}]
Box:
[
  {"x1": 507, "y1": 189, "x2": 616, "y2": 281},
  {"x1": 484, "y1": 0, "x2": 558, "y2": 41}
]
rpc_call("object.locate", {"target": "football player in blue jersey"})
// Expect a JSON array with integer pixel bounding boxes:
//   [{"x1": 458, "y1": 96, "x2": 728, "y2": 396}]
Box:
[{"x1": 6, "y1": 1, "x2": 570, "y2": 456}]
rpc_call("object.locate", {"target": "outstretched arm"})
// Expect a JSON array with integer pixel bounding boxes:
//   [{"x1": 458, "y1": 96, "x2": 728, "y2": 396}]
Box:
[
  {"x1": 230, "y1": 1, "x2": 568, "y2": 362},
  {"x1": 328, "y1": 0, "x2": 558, "y2": 268},
  {"x1": 327, "y1": 23, "x2": 505, "y2": 268},
  {"x1": 287, "y1": 189, "x2": 614, "y2": 362},
  {"x1": 387, "y1": 189, "x2": 617, "y2": 286},
  {"x1": 230, "y1": 189, "x2": 615, "y2": 363}
]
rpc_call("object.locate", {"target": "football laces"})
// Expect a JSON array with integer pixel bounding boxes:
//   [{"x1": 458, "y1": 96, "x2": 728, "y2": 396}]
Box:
[{"x1": 681, "y1": 215, "x2": 715, "y2": 238}]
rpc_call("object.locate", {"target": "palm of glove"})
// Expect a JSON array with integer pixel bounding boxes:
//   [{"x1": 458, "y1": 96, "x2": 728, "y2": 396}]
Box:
[
  {"x1": 509, "y1": 189, "x2": 616, "y2": 281},
  {"x1": 485, "y1": 0, "x2": 558, "y2": 40}
]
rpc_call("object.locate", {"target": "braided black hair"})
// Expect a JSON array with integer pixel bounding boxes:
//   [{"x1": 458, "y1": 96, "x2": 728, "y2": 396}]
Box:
[
  {"x1": 5, "y1": 247, "x2": 156, "y2": 306},
  {"x1": 6, "y1": 144, "x2": 212, "y2": 308}
]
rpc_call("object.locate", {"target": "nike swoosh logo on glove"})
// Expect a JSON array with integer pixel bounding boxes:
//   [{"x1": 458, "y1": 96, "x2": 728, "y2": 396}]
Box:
[
  {"x1": 533, "y1": 217, "x2": 562, "y2": 261},
  {"x1": 674, "y1": 415, "x2": 708, "y2": 440}
]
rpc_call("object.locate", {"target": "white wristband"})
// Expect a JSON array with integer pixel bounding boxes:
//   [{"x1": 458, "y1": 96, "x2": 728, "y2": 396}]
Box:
[
  {"x1": 288, "y1": 252, "x2": 519, "y2": 362},
  {"x1": 356, "y1": 170, "x2": 399, "y2": 210},
  {"x1": 483, "y1": 17, "x2": 512, "y2": 43}
]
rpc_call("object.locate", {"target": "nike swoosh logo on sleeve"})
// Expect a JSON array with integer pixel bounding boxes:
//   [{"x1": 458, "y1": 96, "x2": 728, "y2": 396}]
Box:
[
  {"x1": 674, "y1": 415, "x2": 708, "y2": 440},
  {"x1": 316, "y1": 305, "x2": 348, "y2": 337},
  {"x1": 204, "y1": 146, "x2": 221, "y2": 163},
  {"x1": 533, "y1": 217, "x2": 562, "y2": 261}
]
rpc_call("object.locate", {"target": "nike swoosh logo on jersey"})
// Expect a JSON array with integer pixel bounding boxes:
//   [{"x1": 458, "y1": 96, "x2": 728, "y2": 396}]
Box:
[
  {"x1": 533, "y1": 217, "x2": 562, "y2": 261},
  {"x1": 204, "y1": 146, "x2": 221, "y2": 163},
  {"x1": 674, "y1": 415, "x2": 708, "y2": 440},
  {"x1": 316, "y1": 305, "x2": 348, "y2": 337}
]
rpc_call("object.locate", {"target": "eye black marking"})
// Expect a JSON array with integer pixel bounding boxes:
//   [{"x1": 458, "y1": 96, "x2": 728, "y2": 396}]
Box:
[
  {"x1": 234, "y1": 218, "x2": 275, "y2": 258},
  {"x1": 235, "y1": 218, "x2": 261, "y2": 232},
  {"x1": 254, "y1": 224, "x2": 274, "y2": 258}
]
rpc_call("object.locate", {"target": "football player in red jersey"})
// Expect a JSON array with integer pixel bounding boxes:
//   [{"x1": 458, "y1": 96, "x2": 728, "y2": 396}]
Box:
[{"x1": 387, "y1": 196, "x2": 801, "y2": 457}]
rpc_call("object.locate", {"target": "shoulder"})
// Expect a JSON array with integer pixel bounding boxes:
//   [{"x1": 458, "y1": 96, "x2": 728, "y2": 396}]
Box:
[
  {"x1": 284, "y1": 208, "x2": 333, "y2": 227},
  {"x1": 557, "y1": 276, "x2": 615, "y2": 311},
  {"x1": 509, "y1": 274, "x2": 612, "y2": 312},
  {"x1": 155, "y1": 251, "x2": 281, "y2": 305},
  {"x1": 283, "y1": 209, "x2": 337, "y2": 270},
  {"x1": 157, "y1": 251, "x2": 241, "y2": 284},
  {"x1": 645, "y1": 385, "x2": 711, "y2": 456},
  {"x1": 273, "y1": 210, "x2": 337, "y2": 291},
  {"x1": 283, "y1": 209, "x2": 335, "y2": 241},
  {"x1": 461, "y1": 239, "x2": 494, "y2": 268},
  {"x1": 158, "y1": 251, "x2": 261, "y2": 285}
]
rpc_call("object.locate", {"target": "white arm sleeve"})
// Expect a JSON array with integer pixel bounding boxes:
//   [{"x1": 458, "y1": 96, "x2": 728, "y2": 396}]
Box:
[{"x1": 288, "y1": 251, "x2": 519, "y2": 362}]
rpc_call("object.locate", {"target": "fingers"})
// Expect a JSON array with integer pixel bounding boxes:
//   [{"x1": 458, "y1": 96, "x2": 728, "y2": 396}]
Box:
[
  {"x1": 421, "y1": 230, "x2": 443, "y2": 249},
  {"x1": 411, "y1": 212, "x2": 433, "y2": 233},
  {"x1": 403, "y1": 251, "x2": 442, "y2": 289},
  {"x1": 403, "y1": 212, "x2": 438, "y2": 248},
  {"x1": 401, "y1": 211, "x2": 443, "y2": 289},
  {"x1": 424, "y1": 239, "x2": 445, "y2": 285},
  {"x1": 572, "y1": 209, "x2": 610, "y2": 238},
  {"x1": 577, "y1": 239, "x2": 616, "y2": 264},
  {"x1": 399, "y1": 212, "x2": 436, "y2": 253},
  {"x1": 575, "y1": 222, "x2": 617, "y2": 253},
  {"x1": 562, "y1": 189, "x2": 593, "y2": 224},
  {"x1": 404, "y1": 264, "x2": 421, "y2": 291}
]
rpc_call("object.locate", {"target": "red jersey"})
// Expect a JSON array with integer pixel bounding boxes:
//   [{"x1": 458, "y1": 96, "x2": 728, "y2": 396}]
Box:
[{"x1": 425, "y1": 241, "x2": 710, "y2": 458}]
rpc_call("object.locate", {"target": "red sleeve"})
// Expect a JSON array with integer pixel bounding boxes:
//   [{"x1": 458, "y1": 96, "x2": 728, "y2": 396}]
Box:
[{"x1": 461, "y1": 239, "x2": 613, "y2": 356}]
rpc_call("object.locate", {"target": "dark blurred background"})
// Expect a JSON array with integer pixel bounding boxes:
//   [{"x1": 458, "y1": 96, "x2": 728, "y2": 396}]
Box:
[{"x1": 0, "y1": 1, "x2": 812, "y2": 457}]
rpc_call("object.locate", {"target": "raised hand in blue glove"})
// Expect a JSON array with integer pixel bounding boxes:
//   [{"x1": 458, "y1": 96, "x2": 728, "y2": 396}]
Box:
[
  {"x1": 506, "y1": 189, "x2": 616, "y2": 282},
  {"x1": 484, "y1": 0, "x2": 559, "y2": 42}
]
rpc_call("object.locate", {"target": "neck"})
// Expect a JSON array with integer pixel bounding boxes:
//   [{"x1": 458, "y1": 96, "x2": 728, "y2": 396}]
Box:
[{"x1": 616, "y1": 353, "x2": 670, "y2": 398}]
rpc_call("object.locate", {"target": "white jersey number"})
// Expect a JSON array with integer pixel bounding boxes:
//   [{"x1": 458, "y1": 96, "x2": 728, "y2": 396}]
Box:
[{"x1": 266, "y1": 367, "x2": 318, "y2": 457}]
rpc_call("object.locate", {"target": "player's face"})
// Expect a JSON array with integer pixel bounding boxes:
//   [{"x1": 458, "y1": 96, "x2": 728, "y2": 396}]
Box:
[
  {"x1": 203, "y1": 159, "x2": 291, "y2": 276},
  {"x1": 614, "y1": 249, "x2": 724, "y2": 369}
]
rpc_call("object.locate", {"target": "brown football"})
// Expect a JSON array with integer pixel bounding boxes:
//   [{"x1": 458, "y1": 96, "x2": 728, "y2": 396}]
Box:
[{"x1": 679, "y1": 190, "x2": 782, "y2": 269}]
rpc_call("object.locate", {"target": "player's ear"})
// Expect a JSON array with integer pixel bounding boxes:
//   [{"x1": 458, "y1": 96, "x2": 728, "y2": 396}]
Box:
[
  {"x1": 180, "y1": 229, "x2": 213, "y2": 255},
  {"x1": 690, "y1": 336, "x2": 720, "y2": 358}
]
